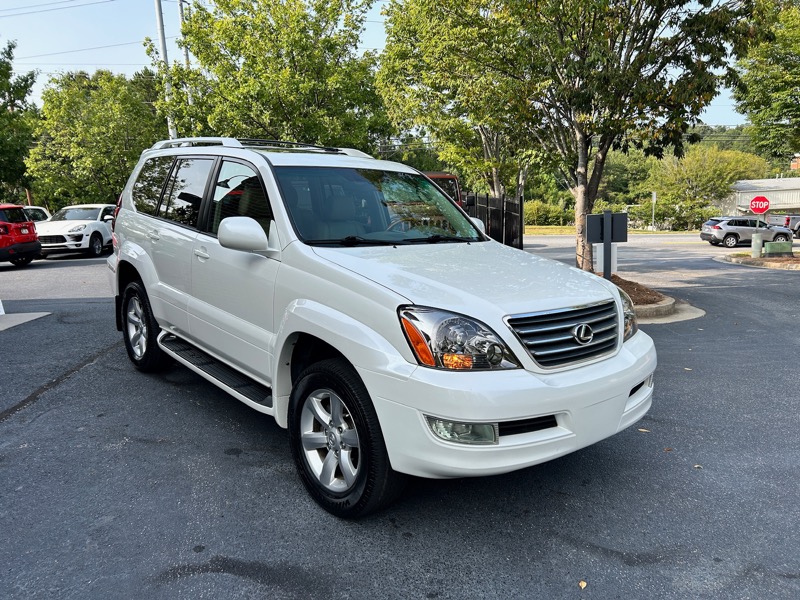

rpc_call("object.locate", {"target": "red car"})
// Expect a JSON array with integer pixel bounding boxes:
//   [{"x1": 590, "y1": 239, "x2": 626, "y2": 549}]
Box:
[{"x1": 0, "y1": 204, "x2": 41, "y2": 267}]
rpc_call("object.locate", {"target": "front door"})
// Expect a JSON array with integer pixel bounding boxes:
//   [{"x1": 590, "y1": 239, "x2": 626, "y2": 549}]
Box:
[{"x1": 188, "y1": 159, "x2": 279, "y2": 383}]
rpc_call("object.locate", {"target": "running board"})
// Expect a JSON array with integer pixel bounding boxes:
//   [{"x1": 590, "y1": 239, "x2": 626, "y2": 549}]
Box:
[{"x1": 159, "y1": 333, "x2": 273, "y2": 408}]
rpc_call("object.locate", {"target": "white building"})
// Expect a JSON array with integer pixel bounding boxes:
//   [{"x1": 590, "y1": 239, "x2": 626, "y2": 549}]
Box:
[{"x1": 727, "y1": 178, "x2": 800, "y2": 214}]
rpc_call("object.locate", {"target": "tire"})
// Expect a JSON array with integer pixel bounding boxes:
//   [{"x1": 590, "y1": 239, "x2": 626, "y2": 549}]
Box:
[
  {"x1": 121, "y1": 281, "x2": 170, "y2": 372},
  {"x1": 773, "y1": 234, "x2": 789, "y2": 243},
  {"x1": 723, "y1": 234, "x2": 738, "y2": 248},
  {"x1": 87, "y1": 233, "x2": 103, "y2": 257},
  {"x1": 288, "y1": 358, "x2": 406, "y2": 518},
  {"x1": 10, "y1": 256, "x2": 33, "y2": 267}
]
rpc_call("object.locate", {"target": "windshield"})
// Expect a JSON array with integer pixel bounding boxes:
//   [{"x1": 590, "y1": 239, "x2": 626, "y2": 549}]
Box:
[
  {"x1": 273, "y1": 167, "x2": 483, "y2": 246},
  {"x1": 51, "y1": 207, "x2": 101, "y2": 221}
]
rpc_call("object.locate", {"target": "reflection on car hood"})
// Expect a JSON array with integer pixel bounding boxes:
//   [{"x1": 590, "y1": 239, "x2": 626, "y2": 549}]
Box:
[{"x1": 313, "y1": 241, "x2": 617, "y2": 317}]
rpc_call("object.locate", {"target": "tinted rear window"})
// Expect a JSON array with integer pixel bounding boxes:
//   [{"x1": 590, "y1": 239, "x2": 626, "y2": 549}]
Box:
[
  {"x1": 0, "y1": 208, "x2": 29, "y2": 223},
  {"x1": 704, "y1": 219, "x2": 721, "y2": 226}
]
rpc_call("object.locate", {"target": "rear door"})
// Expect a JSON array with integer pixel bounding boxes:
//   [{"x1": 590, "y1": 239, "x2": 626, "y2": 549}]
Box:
[{"x1": 136, "y1": 156, "x2": 215, "y2": 334}]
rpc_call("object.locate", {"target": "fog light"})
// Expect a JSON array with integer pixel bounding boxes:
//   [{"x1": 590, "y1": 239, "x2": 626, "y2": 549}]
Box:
[{"x1": 425, "y1": 416, "x2": 499, "y2": 445}]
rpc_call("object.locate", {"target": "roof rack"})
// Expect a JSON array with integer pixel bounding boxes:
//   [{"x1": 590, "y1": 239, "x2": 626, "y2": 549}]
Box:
[{"x1": 148, "y1": 137, "x2": 374, "y2": 158}]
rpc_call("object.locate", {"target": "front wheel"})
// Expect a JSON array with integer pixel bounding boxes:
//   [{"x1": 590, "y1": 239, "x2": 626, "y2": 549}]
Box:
[
  {"x1": 121, "y1": 281, "x2": 170, "y2": 372},
  {"x1": 87, "y1": 233, "x2": 103, "y2": 257},
  {"x1": 723, "y1": 234, "x2": 738, "y2": 248},
  {"x1": 10, "y1": 256, "x2": 33, "y2": 267},
  {"x1": 773, "y1": 234, "x2": 789, "y2": 243},
  {"x1": 288, "y1": 358, "x2": 406, "y2": 518}
]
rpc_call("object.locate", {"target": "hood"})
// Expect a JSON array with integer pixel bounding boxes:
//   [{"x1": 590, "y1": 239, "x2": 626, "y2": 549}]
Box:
[
  {"x1": 36, "y1": 220, "x2": 94, "y2": 234},
  {"x1": 312, "y1": 241, "x2": 617, "y2": 318}
]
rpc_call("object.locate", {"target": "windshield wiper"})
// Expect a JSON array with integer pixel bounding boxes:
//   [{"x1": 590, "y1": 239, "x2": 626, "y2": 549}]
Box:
[
  {"x1": 305, "y1": 236, "x2": 401, "y2": 247},
  {"x1": 406, "y1": 234, "x2": 475, "y2": 244}
]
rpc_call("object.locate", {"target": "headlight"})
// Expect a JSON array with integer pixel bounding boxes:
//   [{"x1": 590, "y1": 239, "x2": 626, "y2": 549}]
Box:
[
  {"x1": 399, "y1": 306, "x2": 520, "y2": 370},
  {"x1": 618, "y1": 288, "x2": 638, "y2": 341},
  {"x1": 68, "y1": 224, "x2": 86, "y2": 233}
]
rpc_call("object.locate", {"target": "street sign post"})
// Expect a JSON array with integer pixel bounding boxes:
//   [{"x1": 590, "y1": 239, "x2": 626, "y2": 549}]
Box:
[{"x1": 750, "y1": 196, "x2": 770, "y2": 214}]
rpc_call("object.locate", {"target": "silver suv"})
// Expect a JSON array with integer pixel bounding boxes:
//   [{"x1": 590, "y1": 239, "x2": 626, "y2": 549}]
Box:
[{"x1": 700, "y1": 216, "x2": 793, "y2": 247}]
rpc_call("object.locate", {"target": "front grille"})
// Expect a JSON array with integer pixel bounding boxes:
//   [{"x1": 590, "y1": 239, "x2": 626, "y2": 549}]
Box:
[
  {"x1": 506, "y1": 300, "x2": 618, "y2": 368},
  {"x1": 40, "y1": 235, "x2": 66, "y2": 244}
]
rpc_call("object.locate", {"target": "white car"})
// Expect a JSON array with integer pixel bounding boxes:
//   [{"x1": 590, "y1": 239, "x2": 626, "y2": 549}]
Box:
[
  {"x1": 108, "y1": 138, "x2": 657, "y2": 517},
  {"x1": 22, "y1": 206, "x2": 52, "y2": 222},
  {"x1": 37, "y1": 203, "x2": 115, "y2": 257}
]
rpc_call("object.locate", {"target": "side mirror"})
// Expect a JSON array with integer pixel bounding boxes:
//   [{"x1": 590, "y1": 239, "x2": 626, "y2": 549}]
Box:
[
  {"x1": 471, "y1": 217, "x2": 486, "y2": 233},
  {"x1": 218, "y1": 217, "x2": 269, "y2": 252},
  {"x1": 103, "y1": 215, "x2": 114, "y2": 222}
]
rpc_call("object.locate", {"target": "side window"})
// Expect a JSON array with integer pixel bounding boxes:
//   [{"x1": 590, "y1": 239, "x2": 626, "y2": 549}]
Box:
[
  {"x1": 208, "y1": 160, "x2": 272, "y2": 236},
  {"x1": 159, "y1": 158, "x2": 214, "y2": 228},
  {"x1": 132, "y1": 156, "x2": 174, "y2": 215}
]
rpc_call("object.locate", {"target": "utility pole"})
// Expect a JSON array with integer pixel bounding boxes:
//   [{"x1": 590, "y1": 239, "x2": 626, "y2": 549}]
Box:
[
  {"x1": 178, "y1": 0, "x2": 193, "y2": 107},
  {"x1": 154, "y1": 0, "x2": 178, "y2": 139}
]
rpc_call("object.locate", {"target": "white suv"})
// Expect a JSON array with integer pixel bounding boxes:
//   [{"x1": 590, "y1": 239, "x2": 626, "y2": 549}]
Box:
[{"x1": 108, "y1": 138, "x2": 656, "y2": 517}]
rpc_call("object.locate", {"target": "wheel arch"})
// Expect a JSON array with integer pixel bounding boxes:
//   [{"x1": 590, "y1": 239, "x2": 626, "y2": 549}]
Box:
[{"x1": 271, "y1": 300, "x2": 415, "y2": 428}]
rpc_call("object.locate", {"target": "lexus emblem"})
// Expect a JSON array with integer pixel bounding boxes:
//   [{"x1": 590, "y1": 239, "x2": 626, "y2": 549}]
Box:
[{"x1": 572, "y1": 323, "x2": 594, "y2": 345}]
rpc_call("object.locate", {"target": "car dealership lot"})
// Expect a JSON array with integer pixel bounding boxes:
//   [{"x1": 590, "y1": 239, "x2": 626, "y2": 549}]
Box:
[{"x1": 1, "y1": 235, "x2": 798, "y2": 599}]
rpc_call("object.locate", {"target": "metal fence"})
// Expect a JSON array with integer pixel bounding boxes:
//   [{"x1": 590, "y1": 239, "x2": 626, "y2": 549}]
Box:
[{"x1": 464, "y1": 193, "x2": 523, "y2": 250}]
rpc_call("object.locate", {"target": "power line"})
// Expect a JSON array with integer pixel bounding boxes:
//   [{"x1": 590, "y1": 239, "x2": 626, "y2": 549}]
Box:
[
  {"x1": 0, "y1": 0, "x2": 82, "y2": 13},
  {"x1": 0, "y1": 0, "x2": 117, "y2": 18},
  {"x1": 17, "y1": 37, "x2": 177, "y2": 60}
]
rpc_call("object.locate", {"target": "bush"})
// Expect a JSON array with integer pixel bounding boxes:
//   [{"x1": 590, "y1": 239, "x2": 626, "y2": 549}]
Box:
[{"x1": 524, "y1": 200, "x2": 572, "y2": 226}]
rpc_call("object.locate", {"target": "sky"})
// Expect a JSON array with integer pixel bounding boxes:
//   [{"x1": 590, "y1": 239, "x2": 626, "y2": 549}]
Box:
[{"x1": 2, "y1": 0, "x2": 745, "y2": 127}]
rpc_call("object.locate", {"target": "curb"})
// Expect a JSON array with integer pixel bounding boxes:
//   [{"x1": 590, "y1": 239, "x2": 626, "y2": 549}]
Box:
[
  {"x1": 634, "y1": 296, "x2": 675, "y2": 318},
  {"x1": 722, "y1": 255, "x2": 800, "y2": 270}
]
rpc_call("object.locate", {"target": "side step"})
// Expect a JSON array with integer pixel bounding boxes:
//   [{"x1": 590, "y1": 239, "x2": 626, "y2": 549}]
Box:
[{"x1": 159, "y1": 334, "x2": 273, "y2": 408}]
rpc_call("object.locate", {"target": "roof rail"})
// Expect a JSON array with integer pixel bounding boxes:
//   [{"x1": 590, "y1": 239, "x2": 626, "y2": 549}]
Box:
[
  {"x1": 150, "y1": 137, "x2": 243, "y2": 150},
  {"x1": 148, "y1": 137, "x2": 374, "y2": 159}
]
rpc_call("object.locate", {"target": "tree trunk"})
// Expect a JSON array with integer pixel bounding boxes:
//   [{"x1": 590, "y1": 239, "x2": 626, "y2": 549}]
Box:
[{"x1": 573, "y1": 128, "x2": 592, "y2": 271}]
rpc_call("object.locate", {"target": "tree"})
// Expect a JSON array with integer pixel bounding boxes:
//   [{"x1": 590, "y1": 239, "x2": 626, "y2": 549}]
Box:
[
  {"x1": 154, "y1": 0, "x2": 392, "y2": 150},
  {"x1": 379, "y1": 0, "x2": 765, "y2": 269},
  {"x1": 0, "y1": 38, "x2": 36, "y2": 203},
  {"x1": 734, "y1": 4, "x2": 800, "y2": 160},
  {"x1": 646, "y1": 144, "x2": 770, "y2": 227},
  {"x1": 26, "y1": 70, "x2": 166, "y2": 209}
]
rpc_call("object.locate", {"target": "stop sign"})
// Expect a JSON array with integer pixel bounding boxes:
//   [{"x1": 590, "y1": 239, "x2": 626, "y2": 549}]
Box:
[{"x1": 750, "y1": 196, "x2": 770, "y2": 214}]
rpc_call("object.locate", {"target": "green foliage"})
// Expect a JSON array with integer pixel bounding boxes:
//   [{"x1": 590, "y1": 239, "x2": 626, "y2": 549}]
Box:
[
  {"x1": 155, "y1": 0, "x2": 392, "y2": 151},
  {"x1": 0, "y1": 38, "x2": 36, "y2": 202},
  {"x1": 379, "y1": 0, "x2": 766, "y2": 268},
  {"x1": 596, "y1": 150, "x2": 654, "y2": 206},
  {"x1": 523, "y1": 200, "x2": 572, "y2": 226},
  {"x1": 735, "y1": 4, "x2": 800, "y2": 158},
  {"x1": 25, "y1": 70, "x2": 166, "y2": 209},
  {"x1": 647, "y1": 144, "x2": 770, "y2": 207}
]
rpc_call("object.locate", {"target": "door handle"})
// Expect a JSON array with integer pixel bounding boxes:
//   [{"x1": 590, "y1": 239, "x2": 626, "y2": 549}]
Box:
[
  {"x1": 147, "y1": 230, "x2": 160, "y2": 241},
  {"x1": 194, "y1": 248, "x2": 210, "y2": 260}
]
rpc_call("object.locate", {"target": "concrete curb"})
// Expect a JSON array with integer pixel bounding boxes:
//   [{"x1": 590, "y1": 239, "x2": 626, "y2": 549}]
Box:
[
  {"x1": 721, "y1": 255, "x2": 800, "y2": 270},
  {"x1": 634, "y1": 296, "x2": 675, "y2": 319}
]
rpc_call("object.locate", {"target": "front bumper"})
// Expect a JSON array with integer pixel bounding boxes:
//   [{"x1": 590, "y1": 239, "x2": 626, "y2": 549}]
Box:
[
  {"x1": 361, "y1": 331, "x2": 657, "y2": 478},
  {"x1": 0, "y1": 241, "x2": 42, "y2": 262},
  {"x1": 39, "y1": 233, "x2": 89, "y2": 253}
]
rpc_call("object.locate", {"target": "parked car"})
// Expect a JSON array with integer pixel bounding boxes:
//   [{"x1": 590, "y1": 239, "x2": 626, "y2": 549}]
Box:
[
  {"x1": 700, "y1": 216, "x2": 793, "y2": 247},
  {"x1": 36, "y1": 203, "x2": 115, "y2": 257},
  {"x1": 108, "y1": 137, "x2": 656, "y2": 517},
  {"x1": 0, "y1": 203, "x2": 41, "y2": 267},
  {"x1": 22, "y1": 206, "x2": 52, "y2": 223},
  {"x1": 767, "y1": 214, "x2": 800, "y2": 238}
]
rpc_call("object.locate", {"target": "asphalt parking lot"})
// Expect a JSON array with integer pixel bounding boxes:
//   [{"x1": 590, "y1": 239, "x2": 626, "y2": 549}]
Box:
[{"x1": 1, "y1": 238, "x2": 798, "y2": 599}]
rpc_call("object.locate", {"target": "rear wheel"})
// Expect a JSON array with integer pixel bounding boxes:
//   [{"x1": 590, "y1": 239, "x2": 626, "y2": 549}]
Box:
[
  {"x1": 121, "y1": 281, "x2": 170, "y2": 372},
  {"x1": 10, "y1": 256, "x2": 33, "y2": 267},
  {"x1": 723, "y1": 234, "x2": 738, "y2": 248},
  {"x1": 288, "y1": 358, "x2": 406, "y2": 518},
  {"x1": 87, "y1": 233, "x2": 103, "y2": 257}
]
